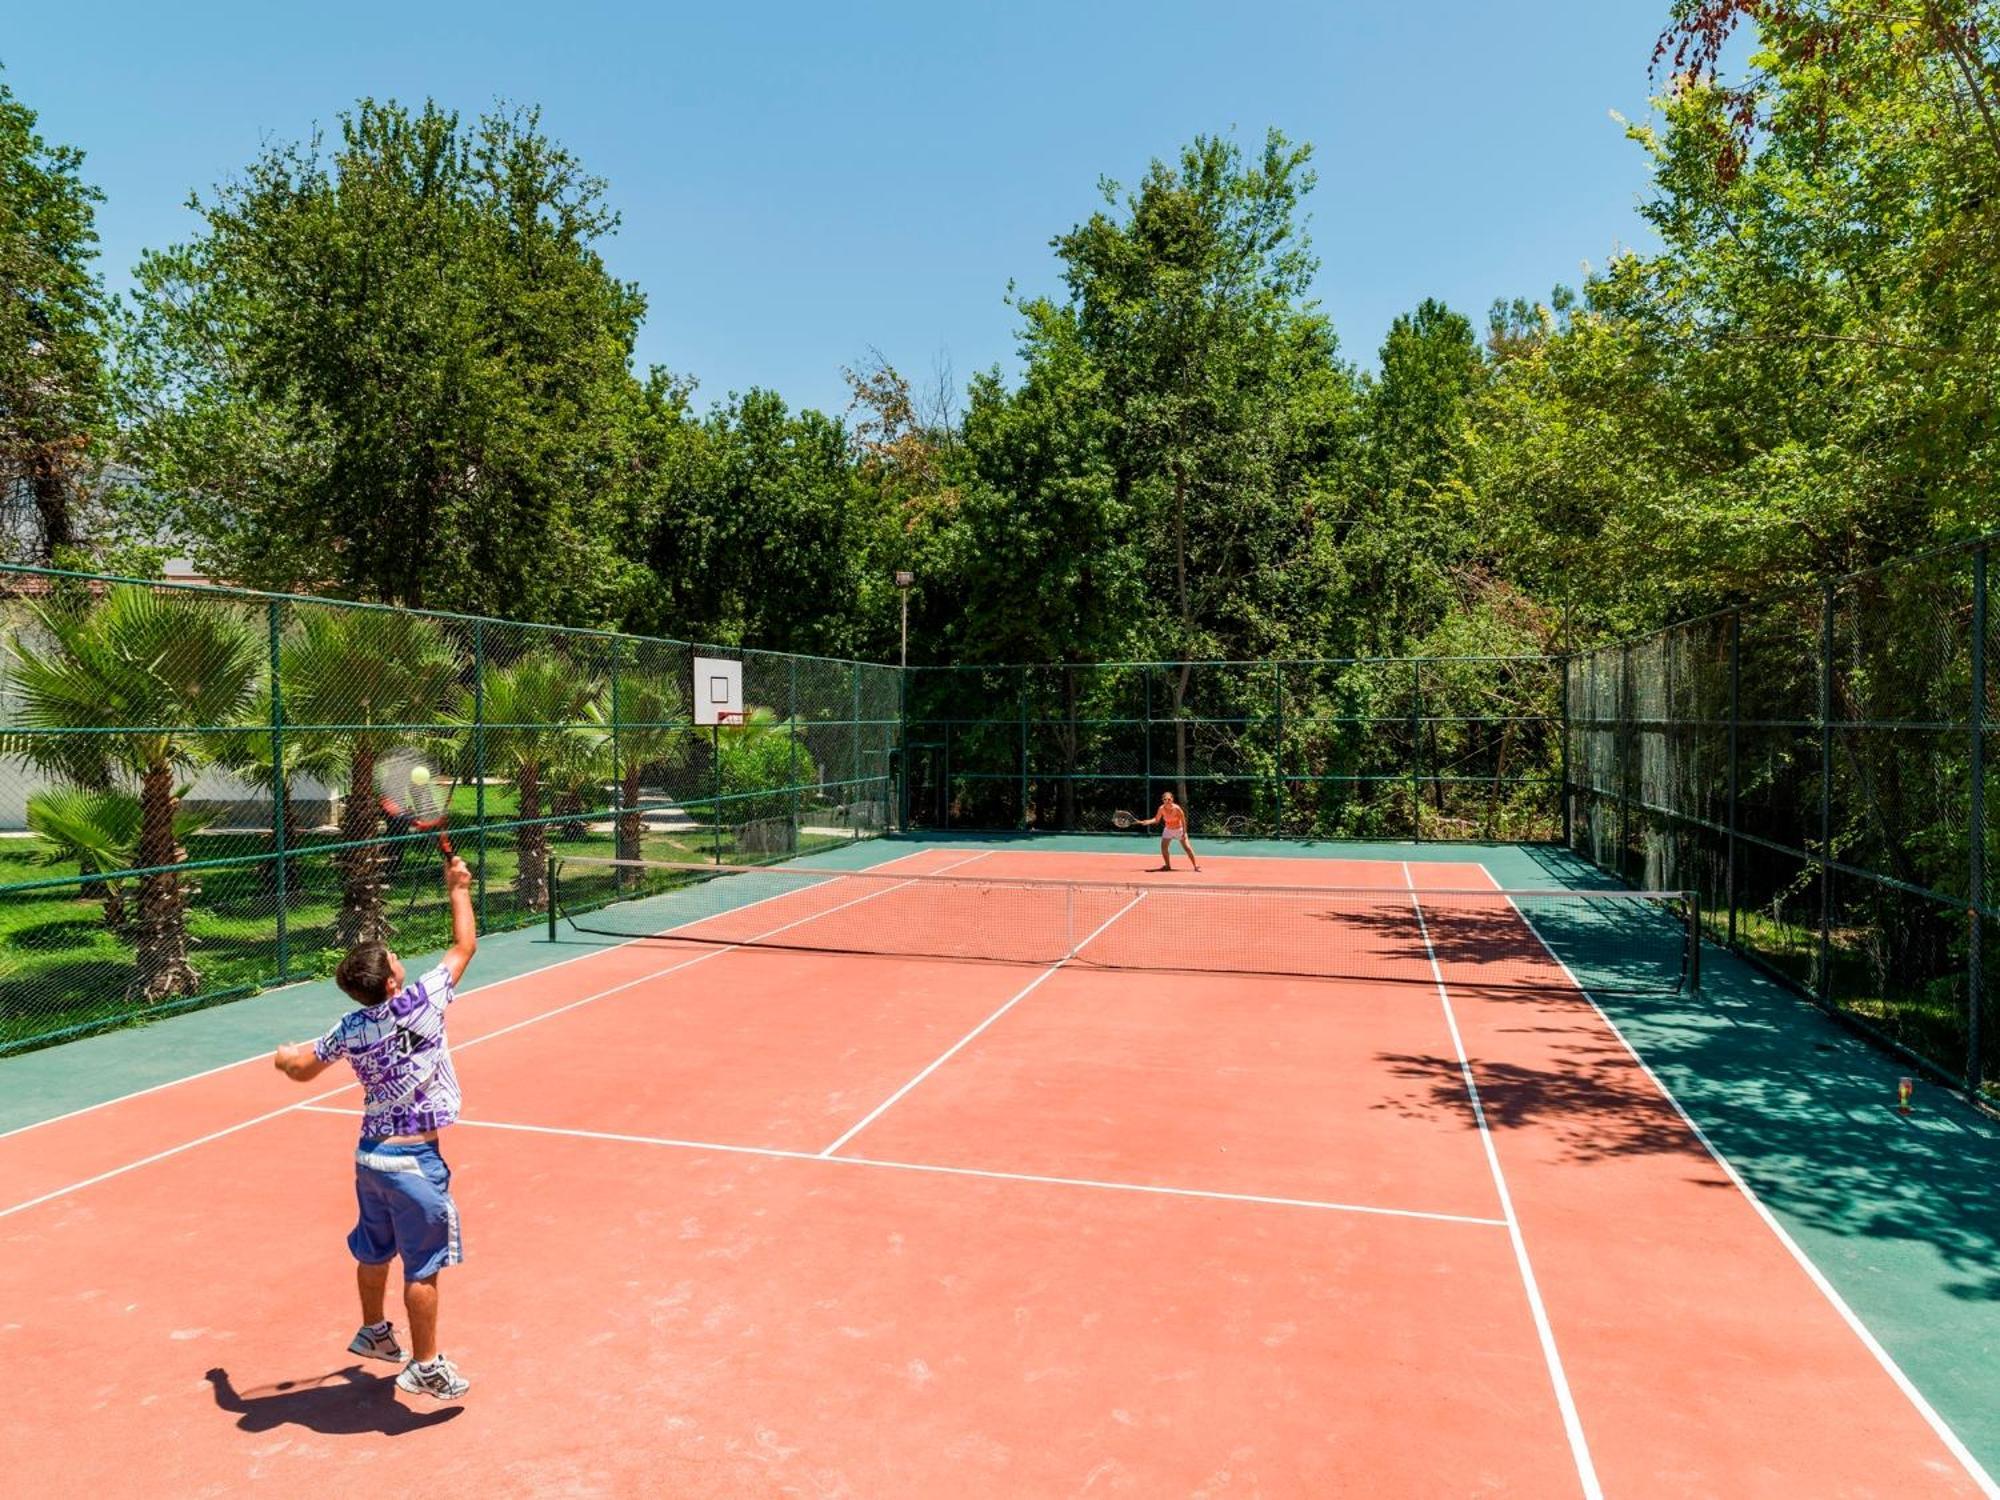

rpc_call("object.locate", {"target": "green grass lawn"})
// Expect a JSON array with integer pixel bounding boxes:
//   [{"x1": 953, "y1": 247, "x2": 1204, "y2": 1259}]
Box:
[{"x1": 0, "y1": 805, "x2": 872, "y2": 1052}]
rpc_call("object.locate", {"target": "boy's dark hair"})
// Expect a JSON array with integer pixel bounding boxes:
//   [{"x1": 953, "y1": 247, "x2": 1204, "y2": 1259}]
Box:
[{"x1": 336, "y1": 942, "x2": 397, "y2": 1004}]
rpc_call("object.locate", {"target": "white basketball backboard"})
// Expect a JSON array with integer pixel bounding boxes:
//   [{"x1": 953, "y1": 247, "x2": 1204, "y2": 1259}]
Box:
[{"x1": 691, "y1": 656, "x2": 744, "y2": 726}]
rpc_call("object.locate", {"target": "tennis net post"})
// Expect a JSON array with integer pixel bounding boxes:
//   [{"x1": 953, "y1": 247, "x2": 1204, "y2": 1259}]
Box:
[{"x1": 1688, "y1": 889, "x2": 1702, "y2": 993}]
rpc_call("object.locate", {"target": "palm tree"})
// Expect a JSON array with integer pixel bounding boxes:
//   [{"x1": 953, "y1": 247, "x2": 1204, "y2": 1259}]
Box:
[
  {"x1": 278, "y1": 608, "x2": 462, "y2": 947},
  {"x1": 2, "y1": 587, "x2": 264, "y2": 999},
  {"x1": 27, "y1": 787, "x2": 216, "y2": 929},
  {"x1": 586, "y1": 671, "x2": 690, "y2": 866},
  {"x1": 210, "y1": 727, "x2": 344, "y2": 900},
  {"x1": 469, "y1": 651, "x2": 604, "y2": 911}
]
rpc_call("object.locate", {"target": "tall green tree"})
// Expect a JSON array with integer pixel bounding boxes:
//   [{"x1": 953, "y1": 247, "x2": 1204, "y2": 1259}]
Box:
[
  {"x1": 1475, "y1": 0, "x2": 2000, "y2": 632},
  {"x1": 1043, "y1": 131, "x2": 1356, "y2": 793},
  {"x1": 117, "y1": 98, "x2": 654, "y2": 622},
  {"x1": 0, "y1": 70, "x2": 109, "y2": 564},
  {"x1": 1345, "y1": 299, "x2": 1486, "y2": 654},
  {"x1": 632, "y1": 388, "x2": 874, "y2": 654}
]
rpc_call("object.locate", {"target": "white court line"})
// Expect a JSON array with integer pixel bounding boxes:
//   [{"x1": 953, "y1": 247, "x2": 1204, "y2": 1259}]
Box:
[
  {"x1": 0, "y1": 849, "x2": 992, "y2": 1221},
  {"x1": 985, "y1": 845, "x2": 1420, "y2": 871},
  {"x1": 1474, "y1": 867, "x2": 2000, "y2": 1499},
  {"x1": 816, "y1": 890, "x2": 1150, "y2": 1156},
  {"x1": 298, "y1": 1105, "x2": 1508, "y2": 1227},
  {"x1": 1404, "y1": 862, "x2": 1602, "y2": 1500},
  {"x1": 0, "y1": 843, "x2": 951, "y2": 1145}
]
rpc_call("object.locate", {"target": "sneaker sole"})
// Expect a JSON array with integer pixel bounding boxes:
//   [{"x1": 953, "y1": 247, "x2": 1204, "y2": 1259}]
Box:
[
  {"x1": 349, "y1": 1342, "x2": 405, "y2": 1364},
  {"x1": 395, "y1": 1375, "x2": 469, "y2": 1402}
]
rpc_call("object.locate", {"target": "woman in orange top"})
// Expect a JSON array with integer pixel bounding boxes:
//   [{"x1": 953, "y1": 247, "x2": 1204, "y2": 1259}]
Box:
[{"x1": 1143, "y1": 792, "x2": 1200, "y2": 872}]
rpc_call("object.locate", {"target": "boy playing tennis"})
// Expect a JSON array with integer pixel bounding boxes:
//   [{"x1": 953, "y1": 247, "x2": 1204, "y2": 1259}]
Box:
[
  {"x1": 273, "y1": 854, "x2": 478, "y2": 1402},
  {"x1": 1143, "y1": 791, "x2": 1201, "y2": 872}
]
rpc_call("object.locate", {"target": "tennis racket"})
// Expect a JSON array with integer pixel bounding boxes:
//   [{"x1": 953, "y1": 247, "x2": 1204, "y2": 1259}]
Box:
[
  {"x1": 1112, "y1": 810, "x2": 1139, "y2": 829},
  {"x1": 406, "y1": 769, "x2": 453, "y2": 856},
  {"x1": 371, "y1": 750, "x2": 459, "y2": 922},
  {"x1": 378, "y1": 749, "x2": 455, "y2": 857}
]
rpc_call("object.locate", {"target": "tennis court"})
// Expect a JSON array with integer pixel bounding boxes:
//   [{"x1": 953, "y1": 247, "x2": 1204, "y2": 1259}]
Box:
[{"x1": 1, "y1": 838, "x2": 1993, "y2": 1497}]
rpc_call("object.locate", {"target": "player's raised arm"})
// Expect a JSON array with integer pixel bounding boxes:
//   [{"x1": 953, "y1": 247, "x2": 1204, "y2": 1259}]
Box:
[{"x1": 440, "y1": 855, "x2": 477, "y2": 986}]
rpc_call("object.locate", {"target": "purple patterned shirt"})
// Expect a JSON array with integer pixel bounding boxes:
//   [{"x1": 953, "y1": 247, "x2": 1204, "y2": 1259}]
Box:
[{"x1": 315, "y1": 963, "x2": 462, "y2": 1139}]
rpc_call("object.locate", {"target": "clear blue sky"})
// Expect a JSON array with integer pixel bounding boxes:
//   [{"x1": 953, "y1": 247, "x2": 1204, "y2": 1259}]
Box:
[{"x1": 7, "y1": 0, "x2": 1671, "y2": 418}]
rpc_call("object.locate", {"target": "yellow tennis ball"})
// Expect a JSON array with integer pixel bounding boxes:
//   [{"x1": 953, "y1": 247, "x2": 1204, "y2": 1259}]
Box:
[{"x1": 409, "y1": 765, "x2": 431, "y2": 786}]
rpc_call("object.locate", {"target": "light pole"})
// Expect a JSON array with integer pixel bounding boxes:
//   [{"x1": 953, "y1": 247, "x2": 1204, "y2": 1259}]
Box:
[
  {"x1": 894, "y1": 570, "x2": 914, "y2": 832},
  {"x1": 895, "y1": 570, "x2": 913, "y2": 668}
]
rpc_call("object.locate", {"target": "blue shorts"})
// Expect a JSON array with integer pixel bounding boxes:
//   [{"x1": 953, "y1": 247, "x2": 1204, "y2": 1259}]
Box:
[{"x1": 349, "y1": 1140, "x2": 464, "y2": 1281}]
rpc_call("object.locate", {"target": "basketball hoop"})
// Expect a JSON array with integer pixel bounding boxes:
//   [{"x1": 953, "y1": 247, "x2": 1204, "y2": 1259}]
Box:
[{"x1": 715, "y1": 710, "x2": 747, "y2": 729}]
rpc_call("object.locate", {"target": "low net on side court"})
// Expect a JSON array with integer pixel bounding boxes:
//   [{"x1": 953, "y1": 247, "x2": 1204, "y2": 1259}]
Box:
[{"x1": 548, "y1": 856, "x2": 1700, "y2": 995}]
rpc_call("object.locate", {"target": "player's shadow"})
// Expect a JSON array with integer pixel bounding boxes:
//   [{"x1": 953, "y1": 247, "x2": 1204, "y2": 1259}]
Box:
[{"x1": 206, "y1": 1365, "x2": 462, "y2": 1435}]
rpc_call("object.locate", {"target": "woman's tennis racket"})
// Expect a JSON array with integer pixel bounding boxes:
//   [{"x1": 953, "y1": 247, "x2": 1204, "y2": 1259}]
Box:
[{"x1": 1112, "y1": 810, "x2": 1139, "y2": 829}]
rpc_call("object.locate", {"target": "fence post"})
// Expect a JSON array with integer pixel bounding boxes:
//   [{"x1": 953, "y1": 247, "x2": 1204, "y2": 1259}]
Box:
[
  {"x1": 1587, "y1": 650, "x2": 1598, "y2": 860},
  {"x1": 267, "y1": 600, "x2": 289, "y2": 981},
  {"x1": 472, "y1": 619, "x2": 488, "y2": 930},
  {"x1": 1819, "y1": 583, "x2": 1835, "y2": 998},
  {"x1": 897, "y1": 667, "x2": 910, "y2": 833},
  {"x1": 1971, "y1": 547, "x2": 1987, "y2": 1094},
  {"x1": 1143, "y1": 668, "x2": 1153, "y2": 812},
  {"x1": 1410, "y1": 661, "x2": 1423, "y2": 842},
  {"x1": 789, "y1": 657, "x2": 801, "y2": 850},
  {"x1": 609, "y1": 638, "x2": 624, "y2": 877},
  {"x1": 1619, "y1": 643, "x2": 1633, "y2": 883},
  {"x1": 712, "y1": 719, "x2": 723, "y2": 864},
  {"x1": 1272, "y1": 662, "x2": 1285, "y2": 839},
  {"x1": 1559, "y1": 653, "x2": 1572, "y2": 849},
  {"x1": 1018, "y1": 670, "x2": 1029, "y2": 830},
  {"x1": 1727, "y1": 611, "x2": 1740, "y2": 950}
]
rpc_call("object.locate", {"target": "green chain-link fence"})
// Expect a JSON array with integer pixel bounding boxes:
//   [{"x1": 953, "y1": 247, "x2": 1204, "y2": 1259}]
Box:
[
  {"x1": 1565, "y1": 536, "x2": 1999, "y2": 1101},
  {"x1": 0, "y1": 565, "x2": 898, "y2": 1054},
  {"x1": 31, "y1": 540, "x2": 1992, "y2": 1100},
  {"x1": 902, "y1": 657, "x2": 1563, "y2": 841}
]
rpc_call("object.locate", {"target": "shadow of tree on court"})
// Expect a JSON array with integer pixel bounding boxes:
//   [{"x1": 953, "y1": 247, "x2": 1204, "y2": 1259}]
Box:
[
  {"x1": 206, "y1": 1365, "x2": 462, "y2": 1436},
  {"x1": 1296, "y1": 894, "x2": 1689, "y2": 996},
  {"x1": 1371, "y1": 1031, "x2": 1729, "y2": 1176},
  {"x1": 1436, "y1": 842, "x2": 2000, "y2": 1308}
]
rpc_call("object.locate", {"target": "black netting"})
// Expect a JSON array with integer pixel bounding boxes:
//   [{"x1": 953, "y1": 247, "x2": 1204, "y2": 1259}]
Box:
[{"x1": 1562, "y1": 540, "x2": 1998, "y2": 1100}]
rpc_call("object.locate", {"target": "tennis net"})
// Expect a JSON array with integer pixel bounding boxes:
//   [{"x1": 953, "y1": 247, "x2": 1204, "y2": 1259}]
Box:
[{"x1": 548, "y1": 856, "x2": 1700, "y2": 995}]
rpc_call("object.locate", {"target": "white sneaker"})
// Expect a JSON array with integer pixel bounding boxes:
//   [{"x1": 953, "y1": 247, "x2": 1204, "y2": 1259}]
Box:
[
  {"x1": 347, "y1": 1322, "x2": 404, "y2": 1363},
  {"x1": 396, "y1": 1354, "x2": 470, "y2": 1401}
]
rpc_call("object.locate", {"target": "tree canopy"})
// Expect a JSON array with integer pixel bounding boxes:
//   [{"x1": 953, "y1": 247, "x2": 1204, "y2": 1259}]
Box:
[
  {"x1": 0, "y1": 69, "x2": 109, "y2": 566},
  {"x1": 5, "y1": 4, "x2": 2000, "y2": 662}
]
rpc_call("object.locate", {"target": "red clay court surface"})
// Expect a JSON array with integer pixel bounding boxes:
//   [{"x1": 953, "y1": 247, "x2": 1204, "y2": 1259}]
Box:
[{"x1": 1, "y1": 845, "x2": 1992, "y2": 1498}]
